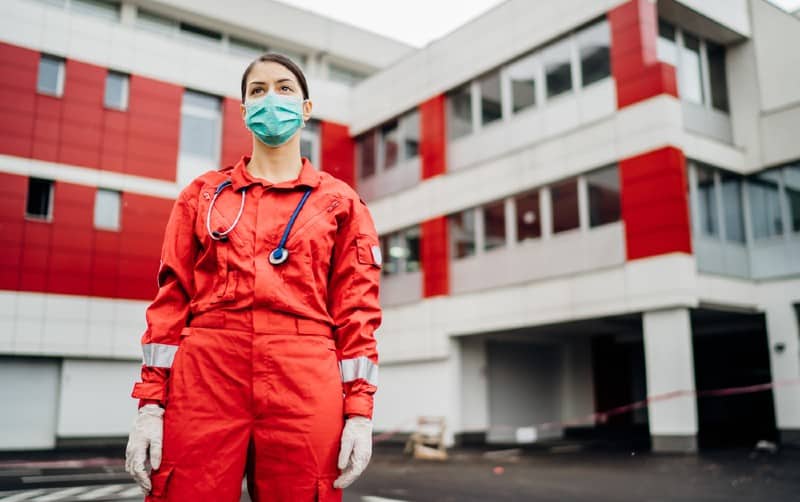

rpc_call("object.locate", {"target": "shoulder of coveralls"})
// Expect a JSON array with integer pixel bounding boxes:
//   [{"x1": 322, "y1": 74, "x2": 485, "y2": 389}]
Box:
[
  {"x1": 175, "y1": 168, "x2": 232, "y2": 207},
  {"x1": 317, "y1": 171, "x2": 369, "y2": 209}
]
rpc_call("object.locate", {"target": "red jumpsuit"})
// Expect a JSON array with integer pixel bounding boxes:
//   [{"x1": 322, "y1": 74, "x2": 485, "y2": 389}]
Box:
[{"x1": 130, "y1": 155, "x2": 382, "y2": 501}]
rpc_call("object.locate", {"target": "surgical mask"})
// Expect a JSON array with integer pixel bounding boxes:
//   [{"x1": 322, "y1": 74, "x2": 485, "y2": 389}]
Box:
[{"x1": 244, "y1": 92, "x2": 307, "y2": 147}]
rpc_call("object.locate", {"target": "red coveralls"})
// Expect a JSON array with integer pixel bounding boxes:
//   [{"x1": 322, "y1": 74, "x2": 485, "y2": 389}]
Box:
[{"x1": 130, "y1": 155, "x2": 382, "y2": 501}]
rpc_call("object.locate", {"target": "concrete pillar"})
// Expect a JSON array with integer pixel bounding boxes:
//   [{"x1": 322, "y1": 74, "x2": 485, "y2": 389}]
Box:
[
  {"x1": 642, "y1": 308, "x2": 698, "y2": 452},
  {"x1": 763, "y1": 296, "x2": 800, "y2": 443}
]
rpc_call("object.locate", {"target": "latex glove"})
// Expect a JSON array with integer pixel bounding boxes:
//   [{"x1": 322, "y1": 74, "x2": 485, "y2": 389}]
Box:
[
  {"x1": 125, "y1": 404, "x2": 165, "y2": 494},
  {"x1": 334, "y1": 416, "x2": 373, "y2": 489}
]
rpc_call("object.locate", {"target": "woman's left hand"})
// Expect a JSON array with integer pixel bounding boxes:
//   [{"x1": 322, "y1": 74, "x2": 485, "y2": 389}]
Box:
[{"x1": 333, "y1": 416, "x2": 373, "y2": 489}]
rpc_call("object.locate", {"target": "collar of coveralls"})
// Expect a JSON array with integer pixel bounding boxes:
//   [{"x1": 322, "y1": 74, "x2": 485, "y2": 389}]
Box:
[{"x1": 228, "y1": 154, "x2": 322, "y2": 192}]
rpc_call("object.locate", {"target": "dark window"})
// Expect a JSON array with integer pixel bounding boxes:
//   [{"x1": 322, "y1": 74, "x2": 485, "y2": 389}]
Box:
[
  {"x1": 720, "y1": 171, "x2": 745, "y2": 243},
  {"x1": 179, "y1": 22, "x2": 222, "y2": 43},
  {"x1": 578, "y1": 19, "x2": 611, "y2": 87},
  {"x1": 479, "y1": 71, "x2": 502, "y2": 126},
  {"x1": 748, "y1": 170, "x2": 783, "y2": 240},
  {"x1": 657, "y1": 20, "x2": 677, "y2": 65},
  {"x1": 508, "y1": 53, "x2": 537, "y2": 113},
  {"x1": 786, "y1": 164, "x2": 800, "y2": 233},
  {"x1": 586, "y1": 165, "x2": 620, "y2": 227},
  {"x1": 357, "y1": 131, "x2": 377, "y2": 179},
  {"x1": 26, "y1": 178, "x2": 53, "y2": 220},
  {"x1": 450, "y1": 209, "x2": 476, "y2": 259},
  {"x1": 707, "y1": 41, "x2": 729, "y2": 113},
  {"x1": 447, "y1": 84, "x2": 473, "y2": 140},
  {"x1": 551, "y1": 178, "x2": 580, "y2": 233},
  {"x1": 696, "y1": 165, "x2": 718, "y2": 237},
  {"x1": 381, "y1": 120, "x2": 399, "y2": 170},
  {"x1": 483, "y1": 200, "x2": 506, "y2": 250},
  {"x1": 515, "y1": 190, "x2": 541, "y2": 242},
  {"x1": 542, "y1": 38, "x2": 573, "y2": 98}
]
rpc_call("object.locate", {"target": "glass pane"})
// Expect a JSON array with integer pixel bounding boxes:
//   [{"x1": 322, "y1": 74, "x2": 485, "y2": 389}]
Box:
[
  {"x1": 401, "y1": 109, "x2": 420, "y2": 159},
  {"x1": 329, "y1": 63, "x2": 366, "y2": 86},
  {"x1": 657, "y1": 20, "x2": 677, "y2": 65},
  {"x1": 380, "y1": 235, "x2": 398, "y2": 276},
  {"x1": 784, "y1": 164, "x2": 800, "y2": 233},
  {"x1": 358, "y1": 131, "x2": 376, "y2": 178},
  {"x1": 679, "y1": 32, "x2": 704, "y2": 104},
  {"x1": 551, "y1": 178, "x2": 579, "y2": 233},
  {"x1": 405, "y1": 226, "x2": 421, "y2": 272},
  {"x1": 381, "y1": 120, "x2": 399, "y2": 170},
  {"x1": 508, "y1": 53, "x2": 537, "y2": 113},
  {"x1": 483, "y1": 200, "x2": 506, "y2": 251},
  {"x1": 720, "y1": 171, "x2": 745, "y2": 243},
  {"x1": 26, "y1": 178, "x2": 52, "y2": 219},
  {"x1": 479, "y1": 71, "x2": 502, "y2": 126},
  {"x1": 72, "y1": 0, "x2": 120, "y2": 21},
  {"x1": 94, "y1": 189, "x2": 121, "y2": 231},
  {"x1": 300, "y1": 120, "x2": 318, "y2": 166},
  {"x1": 696, "y1": 165, "x2": 718, "y2": 237},
  {"x1": 180, "y1": 115, "x2": 218, "y2": 158},
  {"x1": 707, "y1": 41, "x2": 729, "y2": 112},
  {"x1": 586, "y1": 165, "x2": 620, "y2": 227},
  {"x1": 136, "y1": 9, "x2": 177, "y2": 35},
  {"x1": 450, "y1": 209, "x2": 476, "y2": 259},
  {"x1": 748, "y1": 171, "x2": 783, "y2": 239},
  {"x1": 229, "y1": 37, "x2": 265, "y2": 59},
  {"x1": 179, "y1": 22, "x2": 222, "y2": 46},
  {"x1": 104, "y1": 72, "x2": 127, "y2": 110},
  {"x1": 37, "y1": 56, "x2": 63, "y2": 95},
  {"x1": 447, "y1": 84, "x2": 473, "y2": 140},
  {"x1": 515, "y1": 190, "x2": 540, "y2": 242},
  {"x1": 578, "y1": 19, "x2": 611, "y2": 87},
  {"x1": 183, "y1": 90, "x2": 220, "y2": 111},
  {"x1": 542, "y1": 38, "x2": 573, "y2": 99}
]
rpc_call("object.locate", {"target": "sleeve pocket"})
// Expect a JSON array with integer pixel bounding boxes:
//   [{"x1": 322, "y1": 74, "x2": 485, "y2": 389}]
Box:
[{"x1": 355, "y1": 235, "x2": 382, "y2": 268}]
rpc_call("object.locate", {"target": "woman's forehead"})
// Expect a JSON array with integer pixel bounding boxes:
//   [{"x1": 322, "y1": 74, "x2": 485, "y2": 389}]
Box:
[{"x1": 247, "y1": 61, "x2": 297, "y2": 85}]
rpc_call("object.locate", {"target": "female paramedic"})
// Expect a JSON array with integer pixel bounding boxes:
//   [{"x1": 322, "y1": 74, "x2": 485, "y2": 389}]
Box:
[{"x1": 124, "y1": 53, "x2": 382, "y2": 501}]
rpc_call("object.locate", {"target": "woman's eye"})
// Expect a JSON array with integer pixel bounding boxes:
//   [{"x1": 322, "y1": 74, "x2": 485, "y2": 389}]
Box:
[
  {"x1": 281, "y1": 86, "x2": 293, "y2": 92},
  {"x1": 252, "y1": 88, "x2": 263, "y2": 95}
]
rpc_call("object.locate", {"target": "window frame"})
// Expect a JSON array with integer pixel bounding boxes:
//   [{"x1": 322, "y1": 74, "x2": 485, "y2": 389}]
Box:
[
  {"x1": 93, "y1": 188, "x2": 122, "y2": 231},
  {"x1": 104, "y1": 70, "x2": 129, "y2": 111},
  {"x1": 37, "y1": 54, "x2": 65, "y2": 97},
  {"x1": 25, "y1": 177, "x2": 55, "y2": 222}
]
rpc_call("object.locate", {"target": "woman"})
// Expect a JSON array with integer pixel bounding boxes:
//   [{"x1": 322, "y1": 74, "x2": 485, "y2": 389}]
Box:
[{"x1": 124, "y1": 53, "x2": 382, "y2": 502}]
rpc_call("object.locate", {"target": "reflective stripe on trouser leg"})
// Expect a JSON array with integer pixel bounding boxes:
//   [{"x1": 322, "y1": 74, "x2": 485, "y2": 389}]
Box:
[
  {"x1": 338, "y1": 356, "x2": 378, "y2": 386},
  {"x1": 142, "y1": 343, "x2": 179, "y2": 367}
]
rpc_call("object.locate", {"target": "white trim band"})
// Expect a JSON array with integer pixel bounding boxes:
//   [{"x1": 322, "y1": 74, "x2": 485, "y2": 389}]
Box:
[
  {"x1": 339, "y1": 356, "x2": 379, "y2": 386},
  {"x1": 142, "y1": 343, "x2": 179, "y2": 368}
]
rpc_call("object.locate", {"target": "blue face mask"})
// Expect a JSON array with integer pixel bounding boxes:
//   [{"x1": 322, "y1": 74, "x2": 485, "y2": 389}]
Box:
[{"x1": 244, "y1": 92, "x2": 307, "y2": 147}]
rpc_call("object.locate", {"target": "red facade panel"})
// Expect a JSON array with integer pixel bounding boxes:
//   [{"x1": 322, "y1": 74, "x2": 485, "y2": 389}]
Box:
[
  {"x1": 620, "y1": 146, "x2": 692, "y2": 260},
  {"x1": 421, "y1": 216, "x2": 450, "y2": 297},
  {"x1": 419, "y1": 94, "x2": 447, "y2": 180},
  {"x1": 320, "y1": 120, "x2": 355, "y2": 187},
  {"x1": 609, "y1": 0, "x2": 677, "y2": 109},
  {"x1": 220, "y1": 97, "x2": 251, "y2": 169}
]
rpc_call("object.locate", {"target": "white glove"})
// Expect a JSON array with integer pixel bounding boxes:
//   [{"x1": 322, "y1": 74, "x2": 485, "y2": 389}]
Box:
[
  {"x1": 333, "y1": 416, "x2": 373, "y2": 489},
  {"x1": 124, "y1": 404, "x2": 165, "y2": 494}
]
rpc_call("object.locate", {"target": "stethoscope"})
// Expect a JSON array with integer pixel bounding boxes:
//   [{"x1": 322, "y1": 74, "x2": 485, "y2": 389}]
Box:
[{"x1": 205, "y1": 179, "x2": 312, "y2": 266}]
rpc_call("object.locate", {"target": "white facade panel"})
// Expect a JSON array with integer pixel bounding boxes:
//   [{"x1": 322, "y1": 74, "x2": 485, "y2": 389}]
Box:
[{"x1": 0, "y1": 358, "x2": 60, "y2": 450}]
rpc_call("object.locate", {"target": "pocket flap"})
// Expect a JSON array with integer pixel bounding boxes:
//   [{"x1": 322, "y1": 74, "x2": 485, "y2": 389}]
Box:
[{"x1": 355, "y1": 235, "x2": 382, "y2": 268}]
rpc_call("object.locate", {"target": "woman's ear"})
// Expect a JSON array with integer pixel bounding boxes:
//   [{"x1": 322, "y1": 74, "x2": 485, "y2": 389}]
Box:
[
  {"x1": 240, "y1": 103, "x2": 246, "y2": 122},
  {"x1": 302, "y1": 99, "x2": 313, "y2": 123}
]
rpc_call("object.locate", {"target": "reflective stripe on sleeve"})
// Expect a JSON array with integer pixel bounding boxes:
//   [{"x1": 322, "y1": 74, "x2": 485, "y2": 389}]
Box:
[
  {"x1": 339, "y1": 356, "x2": 378, "y2": 386},
  {"x1": 142, "y1": 343, "x2": 179, "y2": 368}
]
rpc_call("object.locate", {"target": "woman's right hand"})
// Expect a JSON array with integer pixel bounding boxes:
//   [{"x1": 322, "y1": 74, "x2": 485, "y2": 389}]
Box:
[{"x1": 124, "y1": 404, "x2": 165, "y2": 494}]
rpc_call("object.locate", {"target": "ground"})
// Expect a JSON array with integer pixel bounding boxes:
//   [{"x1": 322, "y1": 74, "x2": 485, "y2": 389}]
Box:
[{"x1": 0, "y1": 443, "x2": 797, "y2": 501}]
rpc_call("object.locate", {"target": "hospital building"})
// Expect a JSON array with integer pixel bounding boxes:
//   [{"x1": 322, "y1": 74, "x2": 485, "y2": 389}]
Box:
[{"x1": 1, "y1": 0, "x2": 799, "y2": 453}]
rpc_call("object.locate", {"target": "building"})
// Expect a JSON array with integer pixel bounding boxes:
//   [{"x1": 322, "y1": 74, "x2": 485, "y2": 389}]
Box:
[{"x1": 1, "y1": 0, "x2": 799, "y2": 453}]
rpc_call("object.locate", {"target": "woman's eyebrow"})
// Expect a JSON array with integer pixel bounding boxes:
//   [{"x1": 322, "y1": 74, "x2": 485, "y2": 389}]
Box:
[{"x1": 248, "y1": 78, "x2": 295, "y2": 87}]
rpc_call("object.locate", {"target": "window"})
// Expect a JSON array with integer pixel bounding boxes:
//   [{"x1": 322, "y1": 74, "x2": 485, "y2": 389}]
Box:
[
  {"x1": 507, "y1": 53, "x2": 537, "y2": 113},
  {"x1": 483, "y1": 200, "x2": 506, "y2": 251},
  {"x1": 679, "y1": 32, "x2": 704, "y2": 105},
  {"x1": 37, "y1": 55, "x2": 64, "y2": 96},
  {"x1": 707, "y1": 41, "x2": 729, "y2": 113},
  {"x1": 515, "y1": 190, "x2": 541, "y2": 242},
  {"x1": 541, "y1": 38, "x2": 573, "y2": 99},
  {"x1": 357, "y1": 131, "x2": 377, "y2": 179},
  {"x1": 720, "y1": 171, "x2": 745, "y2": 243},
  {"x1": 479, "y1": 71, "x2": 502, "y2": 126},
  {"x1": 786, "y1": 164, "x2": 800, "y2": 233},
  {"x1": 380, "y1": 121, "x2": 399, "y2": 170},
  {"x1": 696, "y1": 165, "x2": 718, "y2": 237},
  {"x1": 104, "y1": 71, "x2": 128, "y2": 110},
  {"x1": 449, "y1": 209, "x2": 476, "y2": 259},
  {"x1": 447, "y1": 84, "x2": 473, "y2": 140},
  {"x1": 179, "y1": 22, "x2": 222, "y2": 46},
  {"x1": 381, "y1": 227, "x2": 421, "y2": 276},
  {"x1": 748, "y1": 171, "x2": 783, "y2": 240},
  {"x1": 551, "y1": 178, "x2": 579, "y2": 233},
  {"x1": 229, "y1": 37, "x2": 265, "y2": 59},
  {"x1": 94, "y1": 189, "x2": 121, "y2": 231},
  {"x1": 586, "y1": 165, "x2": 620, "y2": 227},
  {"x1": 300, "y1": 120, "x2": 320, "y2": 167},
  {"x1": 71, "y1": 0, "x2": 120, "y2": 21},
  {"x1": 26, "y1": 178, "x2": 53, "y2": 220},
  {"x1": 136, "y1": 9, "x2": 178, "y2": 35},
  {"x1": 400, "y1": 109, "x2": 420, "y2": 159},
  {"x1": 329, "y1": 63, "x2": 367, "y2": 86},
  {"x1": 657, "y1": 20, "x2": 678, "y2": 65},
  {"x1": 178, "y1": 90, "x2": 221, "y2": 185},
  {"x1": 578, "y1": 19, "x2": 611, "y2": 87}
]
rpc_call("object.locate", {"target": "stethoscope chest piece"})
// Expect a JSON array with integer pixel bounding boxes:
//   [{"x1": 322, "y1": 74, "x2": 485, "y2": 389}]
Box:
[{"x1": 268, "y1": 247, "x2": 289, "y2": 265}]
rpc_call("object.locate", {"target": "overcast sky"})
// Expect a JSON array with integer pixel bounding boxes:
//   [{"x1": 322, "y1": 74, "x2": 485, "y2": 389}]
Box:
[{"x1": 279, "y1": 0, "x2": 800, "y2": 48}]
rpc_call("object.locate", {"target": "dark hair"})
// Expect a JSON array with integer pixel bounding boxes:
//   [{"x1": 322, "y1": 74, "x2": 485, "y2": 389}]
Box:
[{"x1": 240, "y1": 53, "x2": 309, "y2": 103}]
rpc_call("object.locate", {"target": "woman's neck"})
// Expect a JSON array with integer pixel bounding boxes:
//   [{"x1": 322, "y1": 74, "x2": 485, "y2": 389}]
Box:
[{"x1": 247, "y1": 136, "x2": 303, "y2": 184}]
